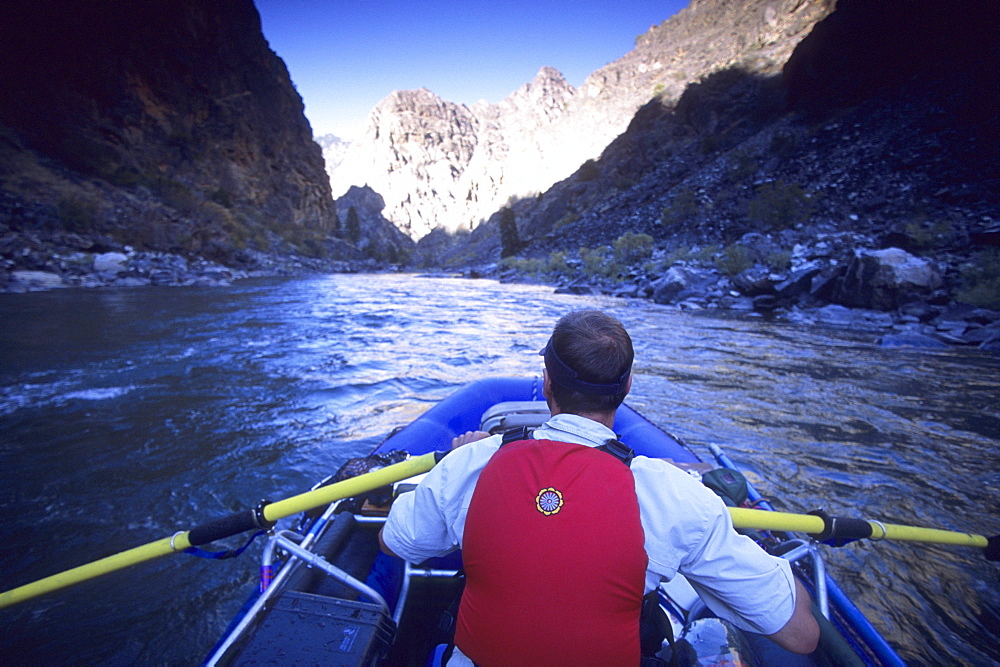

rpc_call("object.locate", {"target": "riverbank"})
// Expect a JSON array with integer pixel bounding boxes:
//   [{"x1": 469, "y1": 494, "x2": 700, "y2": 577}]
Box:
[
  {"x1": 0, "y1": 227, "x2": 382, "y2": 293},
  {"x1": 6, "y1": 224, "x2": 998, "y2": 354},
  {"x1": 468, "y1": 229, "x2": 1000, "y2": 353}
]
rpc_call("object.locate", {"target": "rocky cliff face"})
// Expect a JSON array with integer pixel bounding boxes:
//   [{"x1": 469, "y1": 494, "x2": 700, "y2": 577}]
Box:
[
  {"x1": 440, "y1": 0, "x2": 998, "y2": 339},
  {"x1": 316, "y1": 134, "x2": 351, "y2": 182},
  {"x1": 494, "y1": 0, "x2": 997, "y2": 254},
  {"x1": 334, "y1": 185, "x2": 415, "y2": 263},
  {"x1": 330, "y1": 0, "x2": 834, "y2": 240},
  {"x1": 331, "y1": 88, "x2": 482, "y2": 240},
  {"x1": 0, "y1": 0, "x2": 353, "y2": 275}
]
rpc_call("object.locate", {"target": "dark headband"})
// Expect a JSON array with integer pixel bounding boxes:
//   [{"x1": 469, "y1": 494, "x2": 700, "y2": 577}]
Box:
[{"x1": 539, "y1": 337, "x2": 630, "y2": 396}]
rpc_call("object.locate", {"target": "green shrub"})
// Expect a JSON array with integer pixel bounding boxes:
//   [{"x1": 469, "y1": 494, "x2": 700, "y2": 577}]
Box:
[
  {"x1": 613, "y1": 232, "x2": 654, "y2": 265},
  {"x1": 904, "y1": 219, "x2": 955, "y2": 250},
  {"x1": 727, "y1": 151, "x2": 759, "y2": 184},
  {"x1": 123, "y1": 215, "x2": 170, "y2": 250},
  {"x1": 957, "y1": 249, "x2": 1000, "y2": 308},
  {"x1": 661, "y1": 188, "x2": 698, "y2": 226},
  {"x1": 715, "y1": 244, "x2": 755, "y2": 277},
  {"x1": 699, "y1": 134, "x2": 720, "y2": 155},
  {"x1": 694, "y1": 244, "x2": 721, "y2": 263},
  {"x1": 580, "y1": 246, "x2": 615, "y2": 278},
  {"x1": 764, "y1": 249, "x2": 792, "y2": 272},
  {"x1": 613, "y1": 173, "x2": 636, "y2": 190},
  {"x1": 290, "y1": 225, "x2": 334, "y2": 258},
  {"x1": 577, "y1": 159, "x2": 600, "y2": 182},
  {"x1": 250, "y1": 224, "x2": 273, "y2": 251},
  {"x1": 58, "y1": 135, "x2": 118, "y2": 178},
  {"x1": 747, "y1": 180, "x2": 814, "y2": 229},
  {"x1": 210, "y1": 188, "x2": 234, "y2": 208},
  {"x1": 109, "y1": 166, "x2": 142, "y2": 187},
  {"x1": 659, "y1": 244, "x2": 722, "y2": 269},
  {"x1": 299, "y1": 237, "x2": 325, "y2": 258},
  {"x1": 662, "y1": 246, "x2": 693, "y2": 266},
  {"x1": 199, "y1": 201, "x2": 250, "y2": 250},
  {"x1": 500, "y1": 256, "x2": 545, "y2": 276},
  {"x1": 553, "y1": 210, "x2": 580, "y2": 232},
  {"x1": 56, "y1": 196, "x2": 98, "y2": 232},
  {"x1": 547, "y1": 251, "x2": 571, "y2": 275},
  {"x1": 156, "y1": 178, "x2": 201, "y2": 215}
]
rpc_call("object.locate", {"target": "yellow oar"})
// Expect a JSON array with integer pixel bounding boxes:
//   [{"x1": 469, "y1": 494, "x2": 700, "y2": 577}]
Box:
[
  {"x1": 728, "y1": 507, "x2": 997, "y2": 555},
  {"x1": 0, "y1": 451, "x2": 442, "y2": 611}
]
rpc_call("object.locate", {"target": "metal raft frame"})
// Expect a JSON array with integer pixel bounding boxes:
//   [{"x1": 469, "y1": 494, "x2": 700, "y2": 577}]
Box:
[{"x1": 205, "y1": 499, "x2": 461, "y2": 665}]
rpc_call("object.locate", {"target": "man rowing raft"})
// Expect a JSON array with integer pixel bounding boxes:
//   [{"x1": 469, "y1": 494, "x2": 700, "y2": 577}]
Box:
[{"x1": 381, "y1": 309, "x2": 819, "y2": 664}]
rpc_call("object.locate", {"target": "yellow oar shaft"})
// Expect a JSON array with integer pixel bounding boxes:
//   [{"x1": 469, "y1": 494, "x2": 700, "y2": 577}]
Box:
[
  {"x1": 0, "y1": 452, "x2": 439, "y2": 611},
  {"x1": 729, "y1": 508, "x2": 826, "y2": 534},
  {"x1": 0, "y1": 533, "x2": 191, "y2": 610},
  {"x1": 264, "y1": 452, "x2": 437, "y2": 522},
  {"x1": 868, "y1": 521, "x2": 989, "y2": 548},
  {"x1": 729, "y1": 508, "x2": 990, "y2": 549}
]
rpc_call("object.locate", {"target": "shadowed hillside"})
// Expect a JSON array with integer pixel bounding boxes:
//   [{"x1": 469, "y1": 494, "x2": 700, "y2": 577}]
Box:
[
  {"x1": 0, "y1": 0, "x2": 411, "y2": 290},
  {"x1": 428, "y1": 0, "x2": 998, "y2": 330}
]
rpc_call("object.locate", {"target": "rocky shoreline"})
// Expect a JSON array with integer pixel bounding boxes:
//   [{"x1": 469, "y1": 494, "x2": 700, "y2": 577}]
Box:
[
  {"x1": 0, "y1": 228, "x2": 372, "y2": 294},
  {"x1": 477, "y1": 231, "x2": 1000, "y2": 353},
  {"x1": 6, "y1": 225, "x2": 997, "y2": 355}
]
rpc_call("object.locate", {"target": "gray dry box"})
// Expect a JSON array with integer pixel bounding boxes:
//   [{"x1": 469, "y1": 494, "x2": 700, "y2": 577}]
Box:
[{"x1": 230, "y1": 590, "x2": 395, "y2": 666}]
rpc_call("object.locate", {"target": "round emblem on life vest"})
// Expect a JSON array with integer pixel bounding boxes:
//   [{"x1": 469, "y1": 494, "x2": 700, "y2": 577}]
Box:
[{"x1": 535, "y1": 487, "x2": 563, "y2": 515}]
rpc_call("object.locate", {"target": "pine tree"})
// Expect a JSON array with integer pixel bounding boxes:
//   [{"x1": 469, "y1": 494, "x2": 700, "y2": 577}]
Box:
[
  {"x1": 346, "y1": 206, "x2": 361, "y2": 244},
  {"x1": 332, "y1": 206, "x2": 343, "y2": 238},
  {"x1": 499, "y1": 207, "x2": 521, "y2": 258}
]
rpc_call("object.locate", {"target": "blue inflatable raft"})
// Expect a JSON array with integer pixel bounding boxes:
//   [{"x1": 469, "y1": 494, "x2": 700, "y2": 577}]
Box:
[{"x1": 206, "y1": 377, "x2": 903, "y2": 666}]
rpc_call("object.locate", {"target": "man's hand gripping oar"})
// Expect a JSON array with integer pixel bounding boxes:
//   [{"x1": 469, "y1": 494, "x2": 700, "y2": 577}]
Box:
[{"x1": 0, "y1": 451, "x2": 445, "y2": 611}]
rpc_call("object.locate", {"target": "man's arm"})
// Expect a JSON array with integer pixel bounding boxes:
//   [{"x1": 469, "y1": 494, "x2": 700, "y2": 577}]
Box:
[
  {"x1": 378, "y1": 526, "x2": 398, "y2": 557},
  {"x1": 642, "y1": 462, "x2": 818, "y2": 652},
  {"x1": 379, "y1": 435, "x2": 499, "y2": 561},
  {"x1": 765, "y1": 578, "x2": 820, "y2": 654},
  {"x1": 380, "y1": 431, "x2": 488, "y2": 558}
]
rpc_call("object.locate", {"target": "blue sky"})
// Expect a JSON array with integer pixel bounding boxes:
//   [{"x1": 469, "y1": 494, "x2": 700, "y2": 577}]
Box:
[{"x1": 255, "y1": 0, "x2": 688, "y2": 140}]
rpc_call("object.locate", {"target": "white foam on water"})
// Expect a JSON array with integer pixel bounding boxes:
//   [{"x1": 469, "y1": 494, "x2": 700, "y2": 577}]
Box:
[
  {"x1": 61, "y1": 386, "x2": 138, "y2": 402},
  {"x1": 0, "y1": 380, "x2": 140, "y2": 416}
]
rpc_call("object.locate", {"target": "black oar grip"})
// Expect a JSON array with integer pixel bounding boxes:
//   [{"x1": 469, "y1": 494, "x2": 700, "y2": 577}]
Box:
[
  {"x1": 987, "y1": 535, "x2": 999, "y2": 562},
  {"x1": 807, "y1": 510, "x2": 873, "y2": 544},
  {"x1": 188, "y1": 500, "x2": 274, "y2": 547}
]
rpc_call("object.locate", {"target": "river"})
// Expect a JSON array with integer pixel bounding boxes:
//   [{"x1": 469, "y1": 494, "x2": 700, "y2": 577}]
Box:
[{"x1": 1, "y1": 274, "x2": 997, "y2": 665}]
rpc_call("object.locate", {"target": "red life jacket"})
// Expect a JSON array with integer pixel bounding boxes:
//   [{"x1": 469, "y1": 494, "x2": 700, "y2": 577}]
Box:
[{"x1": 456, "y1": 438, "x2": 647, "y2": 666}]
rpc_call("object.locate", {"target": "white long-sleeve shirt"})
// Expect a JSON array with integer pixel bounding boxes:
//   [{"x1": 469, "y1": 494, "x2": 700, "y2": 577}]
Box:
[{"x1": 382, "y1": 413, "x2": 796, "y2": 635}]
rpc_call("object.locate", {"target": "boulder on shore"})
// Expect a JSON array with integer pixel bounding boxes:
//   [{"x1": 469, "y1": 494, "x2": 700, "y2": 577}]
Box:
[
  {"x1": 833, "y1": 247, "x2": 941, "y2": 310},
  {"x1": 9, "y1": 270, "x2": 66, "y2": 292}
]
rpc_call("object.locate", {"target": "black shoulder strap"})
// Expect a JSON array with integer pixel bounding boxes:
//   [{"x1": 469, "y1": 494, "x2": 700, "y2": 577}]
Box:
[
  {"x1": 500, "y1": 425, "x2": 533, "y2": 446},
  {"x1": 501, "y1": 427, "x2": 634, "y2": 468},
  {"x1": 597, "y1": 438, "x2": 634, "y2": 467}
]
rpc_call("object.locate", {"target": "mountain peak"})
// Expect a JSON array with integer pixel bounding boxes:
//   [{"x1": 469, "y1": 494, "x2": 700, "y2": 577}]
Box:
[
  {"x1": 327, "y1": 0, "x2": 837, "y2": 241},
  {"x1": 499, "y1": 66, "x2": 575, "y2": 113},
  {"x1": 534, "y1": 66, "x2": 568, "y2": 84}
]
